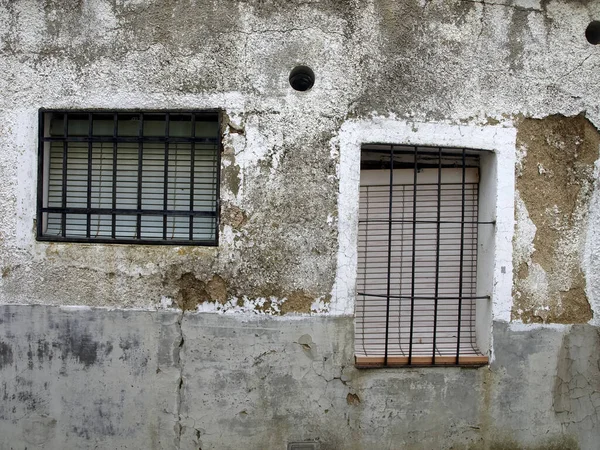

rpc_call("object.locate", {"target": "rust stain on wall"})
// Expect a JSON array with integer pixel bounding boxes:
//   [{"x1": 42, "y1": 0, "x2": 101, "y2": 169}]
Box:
[{"x1": 513, "y1": 115, "x2": 598, "y2": 323}]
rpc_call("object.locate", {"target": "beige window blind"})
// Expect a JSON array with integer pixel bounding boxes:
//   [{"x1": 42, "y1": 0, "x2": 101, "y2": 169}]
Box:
[{"x1": 355, "y1": 165, "x2": 487, "y2": 366}]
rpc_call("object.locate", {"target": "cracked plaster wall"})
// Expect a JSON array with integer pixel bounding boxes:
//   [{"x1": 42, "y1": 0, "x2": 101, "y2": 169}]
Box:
[
  {"x1": 0, "y1": 0, "x2": 600, "y2": 448},
  {"x1": 0, "y1": 0, "x2": 599, "y2": 314},
  {"x1": 1, "y1": 307, "x2": 599, "y2": 449}
]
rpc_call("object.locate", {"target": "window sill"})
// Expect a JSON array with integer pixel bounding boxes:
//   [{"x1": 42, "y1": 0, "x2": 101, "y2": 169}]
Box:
[{"x1": 354, "y1": 355, "x2": 488, "y2": 368}]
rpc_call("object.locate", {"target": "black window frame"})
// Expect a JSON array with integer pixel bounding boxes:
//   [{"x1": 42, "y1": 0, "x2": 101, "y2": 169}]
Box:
[{"x1": 36, "y1": 109, "x2": 222, "y2": 246}]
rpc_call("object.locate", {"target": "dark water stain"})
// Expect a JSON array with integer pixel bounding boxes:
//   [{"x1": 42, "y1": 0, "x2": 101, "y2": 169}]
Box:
[
  {"x1": 58, "y1": 320, "x2": 99, "y2": 367},
  {"x1": 0, "y1": 341, "x2": 13, "y2": 369},
  {"x1": 37, "y1": 339, "x2": 52, "y2": 363}
]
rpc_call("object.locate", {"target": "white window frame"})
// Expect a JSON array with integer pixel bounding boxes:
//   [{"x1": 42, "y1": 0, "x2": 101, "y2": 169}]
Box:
[{"x1": 330, "y1": 120, "x2": 517, "y2": 365}]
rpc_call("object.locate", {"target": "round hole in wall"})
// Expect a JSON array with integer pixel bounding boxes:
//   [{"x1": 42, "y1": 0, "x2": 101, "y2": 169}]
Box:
[
  {"x1": 585, "y1": 21, "x2": 600, "y2": 45},
  {"x1": 289, "y1": 66, "x2": 315, "y2": 92}
]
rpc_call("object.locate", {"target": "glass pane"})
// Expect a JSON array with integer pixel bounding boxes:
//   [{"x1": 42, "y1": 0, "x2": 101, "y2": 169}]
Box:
[
  {"x1": 67, "y1": 113, "x2": 90, "y2": 137},
  {"x1": 165, "y1": 216, "x2": 191, "y2": 240},
  {"x1": 48, "y1": 113, "x2": 65, "y2": 137},
  {"x1": 92, "y1": 114, "x2": 114, "y2": 136},
  {"x1": 167, "y1": 143, "x2": 191, "y2": 210},
  {"x1": 195, "y1": 120, "x2": 219, "y2": 139},
  {"x1": 169, "y1": 114, "x2": 192, "y2": 137},
  {"x1": 118, "y1": 114, "x2": 140, "y2": 137},
  {"x1": 143, "y1": 114, "x2": 166, "y2": 137}
]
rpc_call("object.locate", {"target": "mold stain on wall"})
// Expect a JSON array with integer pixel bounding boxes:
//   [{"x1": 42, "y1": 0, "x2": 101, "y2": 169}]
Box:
[{"x1": 512, "y1": 115, "x2": 598, "y2": 323}]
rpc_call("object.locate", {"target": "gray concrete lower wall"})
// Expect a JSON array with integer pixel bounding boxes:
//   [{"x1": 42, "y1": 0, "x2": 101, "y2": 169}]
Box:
[{"x1": 0, "y1": 306, "x2": 598, "y2": 450}]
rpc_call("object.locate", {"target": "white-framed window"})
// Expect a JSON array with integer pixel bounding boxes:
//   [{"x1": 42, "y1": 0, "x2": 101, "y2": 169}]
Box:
[
  {"x1": 355, "y1": 145, "x2": 490, "y2": 366},
  {"x1": 331, "y1": 120, "x2": 516, "y2": 368},
  {"x1": 36, "y1": 110, "x2": 221, "y2": 245}
]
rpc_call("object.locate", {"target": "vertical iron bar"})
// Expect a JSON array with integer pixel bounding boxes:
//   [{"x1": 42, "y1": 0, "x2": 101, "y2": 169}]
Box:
[
  {"x1": 136, "y1": 113, "x2": 144, "y2": 239},
  {"x1": 397, "y1": 184, "x2": 404, "y2": 352},
  {"x1": 163, "y1": 113, "x2": 170, "y2": 240},
  {"x1": 86, "y1": 113, "x2": 93, "y2": 238},
  {"x1": 189, "y1": 114, "x2": 196, "y2": 241},
  {"x1": 456, "y1": 148, "x2": 467, "y2": 364},
  {"x1": 384, "y1": 145, "x2": 394, "y2": 366},
  {"x1": 214, "y1": 112, "x2": 221, "y2": 245},
  {"x1": 408, "y1": 146, "x2": 418, "y2": 365},
  {"x1": 36, "y1": 110, "x2": 45, "y2": 238},
  {"x1": 61, "y1": 113, "x2": 68, "y2": 237},
  {"x1": 112, "y1": 113, "x2": 117, "y2": 239},
  {"x1": 362, "y1": 184, "x2": 370, "y2": 357},
  {"x1": 432, "y1": 147, "x2": 442, "y2": 364},
  {"x1": 470, "y1": 170, "x2": 481, "y2": 353}
]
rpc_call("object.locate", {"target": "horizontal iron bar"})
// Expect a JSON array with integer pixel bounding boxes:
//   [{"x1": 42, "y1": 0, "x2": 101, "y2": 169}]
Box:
[
  {"x1": 359, "y1": 219, "x2": 494, "y2": 225},
  {"x1": 361, "y1": 182, "x2": 478, "y2": 187},
  {"x1": 41, "y1": 207, "x2": 216, "y2": 217},
  {"x1": 43, "y1": 136, "x2": 218, "y2": 143},
  {"x1": 356, "y1": 292, "x2": 490, "y2": 301},
  {"x1": 354, "y1": 363, "x2": 486, "y2": 369},
  {"x1": 37, "y1": 236, "x2": 217, "y2": 246},
  {"x1": 361, "y1": 146, "x2": 487, "y2": 155}
]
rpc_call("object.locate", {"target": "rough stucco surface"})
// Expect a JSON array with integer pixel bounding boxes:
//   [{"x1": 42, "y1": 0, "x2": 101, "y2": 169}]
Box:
[
  {"x1": 1, "y1": 307, "x2": 600, "y2": 449},
  {"x1": 0, "y1": 0, "x2": 600, "y2": 449},
  {"x1": 0, "y1": 0, "x2": 599, "y2": 311}
]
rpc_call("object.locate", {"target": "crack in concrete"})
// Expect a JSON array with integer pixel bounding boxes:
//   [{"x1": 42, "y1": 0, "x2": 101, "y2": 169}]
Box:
[
  {"x1": 554, "y1": 54, "x2": 595, "y2": 83},
  {"x1": 174, "y1": 309, "x2": 185, "y2": 449}
]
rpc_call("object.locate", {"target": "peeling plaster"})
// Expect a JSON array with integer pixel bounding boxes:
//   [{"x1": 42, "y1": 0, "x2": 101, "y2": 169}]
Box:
[{"x1": 512, "y1": 115, "x2": 598, "y2": 324}]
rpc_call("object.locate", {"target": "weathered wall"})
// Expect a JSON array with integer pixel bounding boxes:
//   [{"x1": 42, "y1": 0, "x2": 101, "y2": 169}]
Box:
[
  {"x1": 1, "y1": 307, "x2": 599, "y2": 450},
  {"x1": 513, "y1": 115, "x2": 599, "y2": 324},
  {"x1": 0, "y1": 0, "x2": 599, "y2": 312},
  {"x1": 0, "y1": 0, "x2": 599, "y2": 448}
]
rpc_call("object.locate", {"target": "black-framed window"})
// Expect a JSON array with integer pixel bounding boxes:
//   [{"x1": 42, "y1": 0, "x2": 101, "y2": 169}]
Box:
[
  {"x1": 36, "y1": 110, "x2": 221, "y2": 245},
  {"x1": 355, "y1": 145, "x2": 493, "y2": 367}
]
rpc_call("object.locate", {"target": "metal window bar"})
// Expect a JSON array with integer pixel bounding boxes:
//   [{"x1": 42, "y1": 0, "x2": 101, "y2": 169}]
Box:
[
  {"x1": 136, "y1": 113, "x2": 144, "y2": 239},
  {"x1": 189, "y1": 114, "x2": 196, "y2": 241},
  {"x1": 61, "y1": 113, "x2": 68, "y2": 238},
  {"x1": 163, "y1": 113, "x2": 170, "y2": 241},
  {"x1": 37, "y1": 110, "x2": 220, "y2": 246},
  {"x1": 432, "y1": 147, "x2": 442, "y2": 365},
  {"x1": 384, "y1": 145, "x2": 394, "y2": 365},
  {"x1": 86, "y1": 113, "x2": 93, "y2": 238},
  {"x1": 355, "y1": 146, "x2": 492, "y2": 367},
  {"x1": 112, "y1": 113, "x2": 118, "y2": 239},
  {"x1": 456, "y1": 148, "x2": 467, "y2": 364}
]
